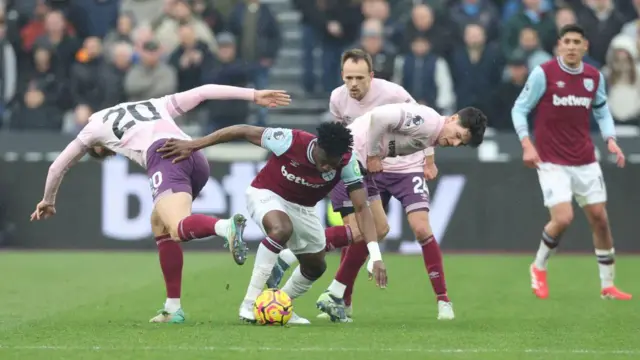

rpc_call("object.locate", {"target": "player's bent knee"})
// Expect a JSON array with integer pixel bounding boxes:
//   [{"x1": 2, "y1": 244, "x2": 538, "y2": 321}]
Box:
[
  {"x1": 264, "y1": 218, "x2": 294, "y2": 244},
  {"x1": 301, "y1": 261, "x2": 327, "y2": 281},
  {"x1": 550, "y1": 204, "x2": 574, "y2": 229},
  {"x1": 154, "y1": 192, "x2": 193, "y2": 239},
  {"x1": 584, "y1": 204, "x2": 609, "y2": 228}
]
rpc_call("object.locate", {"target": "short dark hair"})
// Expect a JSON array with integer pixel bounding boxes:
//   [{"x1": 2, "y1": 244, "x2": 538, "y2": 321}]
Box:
[
  {"x1": 316, "y1": 122, "x2": 354, "y2": 158},
  {"x1": 341, "y1": 49, "x2": 373, "y2": 72},
  {"x1": 558, "y1": 24, "x2": 585, "y2": 39},
  {"x1": 457, "y1": 107, "x2": 487, "y2": 148}
]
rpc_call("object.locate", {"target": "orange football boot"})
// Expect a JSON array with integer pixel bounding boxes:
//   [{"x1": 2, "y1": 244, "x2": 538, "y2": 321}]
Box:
[
  {"x1": 601, "y1": 286, "x2": 632, "y2": 300},
  {"x1": 530, "y1": 264, "x2": 549, "y2": 299}
]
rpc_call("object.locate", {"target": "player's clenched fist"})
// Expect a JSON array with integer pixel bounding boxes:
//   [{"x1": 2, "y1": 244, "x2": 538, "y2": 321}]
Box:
[
  {"x1": 30, "y1": 201, "x2": 56, "y2": 221},
  {"x1": 522, "y1": 145, "x2": 541, "y2": 169}
]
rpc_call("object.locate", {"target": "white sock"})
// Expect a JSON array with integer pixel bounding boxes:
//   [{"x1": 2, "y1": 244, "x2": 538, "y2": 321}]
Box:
[
  {"x1": 243, "y1": 241, "x2": 281, "y2": 304},
  {"x1": 280, "y1": 266, "x2": 314, "y2": 299},
  {"x1": 595, "y1": 248, "x2": 615, "y2": 288},
  {"x1": 165, "y1": 298, "x2": 181, "y2": 313},
  {"x1": 214, "y1": 219, "x2": 230, "y2": 236},
  {"x1": 534, "y1": 241, "x2": 556, "y2": 270},
  {"x1": 327, "y1": 279, "x2": 347, "y2": 299},
  {"x1": 278, "y1": 249, "x2": 298, "y2": 267}
]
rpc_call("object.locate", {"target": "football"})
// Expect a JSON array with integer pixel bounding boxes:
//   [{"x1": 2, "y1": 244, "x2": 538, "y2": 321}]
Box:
[{"x1": 253, "y1": 289, "x2": 293, "y2": 326}]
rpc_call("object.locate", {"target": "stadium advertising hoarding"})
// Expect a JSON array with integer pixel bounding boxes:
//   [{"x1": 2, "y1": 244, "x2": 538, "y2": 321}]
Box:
[{"x1": 1, "y1": 156, "x2": 638, "y2": 252}]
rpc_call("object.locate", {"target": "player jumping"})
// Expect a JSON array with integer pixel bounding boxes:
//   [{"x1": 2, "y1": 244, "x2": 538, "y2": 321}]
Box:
[
  {"x1": 268, "y1": 49, "x2": 454, "y2": 321},
  {"x1": 158, "y1": 122, "x2": 385, "y2": 324},
  {"x1": 29, "y1": 84, "x2": 292, "y2": 323},
  {"x1": 511, "y1": 24, "x2": 631, "y2": 300}
]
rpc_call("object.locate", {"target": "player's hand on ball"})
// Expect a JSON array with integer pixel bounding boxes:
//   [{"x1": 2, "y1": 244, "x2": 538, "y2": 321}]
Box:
[
  {"x1": 157, "y1": 139, "x2": 196, "y2": 163},
  {"x1": 254, "y1": 90, "x2": 291, "y2": 108},
  {"x1": 522, "y1": 145, "x2": 541, "y2": 169},
  {"x1": 30, "y1": 201, "x2": 56, "y2": 221},
  {"x1": 607, "y1": 139, "x2": 625, "y2": 168},
  {"x1": 423, "y1": 163, "x2": 438, "y2": 180},
  {"x1": 371, "y1": 260, "x2": 387, "y2": 289},
  {"x1": 366, "y1": 156, "x2": 383, "y2": 173}
]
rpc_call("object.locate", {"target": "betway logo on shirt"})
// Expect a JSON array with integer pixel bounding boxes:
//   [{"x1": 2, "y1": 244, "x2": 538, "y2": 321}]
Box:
[
  {"x1": 281, "y1": 165, "x2": 324, "y2": 188},
  {"x1": 552, "y1": 94, "x2": 591, "y2": 109}
]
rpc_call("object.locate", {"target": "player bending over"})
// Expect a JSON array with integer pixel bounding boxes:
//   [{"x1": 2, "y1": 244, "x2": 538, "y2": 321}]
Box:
[
  {"x1": 30, "y1": 84, "x2": 292, "y2": 323},
  {"x1": 158, "y1": 122, "x2": 385, "y2": 324},
  {"x1": 511, "y1": 24, "x2": 631, "y2": 300},
  {"x1": 268, "y1": 49, "x2": 454, "y2": 321}
]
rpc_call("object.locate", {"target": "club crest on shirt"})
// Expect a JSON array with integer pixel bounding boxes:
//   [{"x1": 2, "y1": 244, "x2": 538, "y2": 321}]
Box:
[
  {"x1": 321, "y1": 170, "x2": 337, "y2": 181},
  {"x1": 583, "y1": 78, "x2": 594, "y2": 92}
]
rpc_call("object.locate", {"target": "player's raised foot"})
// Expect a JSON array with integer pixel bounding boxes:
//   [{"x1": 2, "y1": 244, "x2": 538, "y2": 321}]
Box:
[
  {"x1": 266, "y1": 258, "x2": 290, "y2": 289},
  {"x1": 288, "y1": 312, "x2": 311, "y2": 325},
  {"x1": 437, "y1": 301, "x2": 455, "y2": 320},
  {"x1": 316, "y1": 291, "x2": 351, "y2": 323},
  {"x1": 149, "y1": 308, "x2": 185, "y2": 324},
  {"x1": 317, "y1": 304, "x2": 352, "y2": 320},
  {"x1": 223, "y1": 214, "x2": 249, "y2": 265},
  {"x1": 238, "y1": 302, "x2": 257, "y2": 324},
  {"x1": 530, "y1": 263, "x2": 549, "y2": 299},
  {"x1": 601, "y1": 286, "x2": 632, "y2": 300}
]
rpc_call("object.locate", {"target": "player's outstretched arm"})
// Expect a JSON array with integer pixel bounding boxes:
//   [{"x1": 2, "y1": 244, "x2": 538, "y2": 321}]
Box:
[
  {"x1": 342, "y1": 154, "x2": 387, "y2": 288},
  {"x1": 31, "y1": 139, "x2": 89, "y2": 221},
  {"x1": 165, "y1": 85, "x2": 291, "y2": 117}
]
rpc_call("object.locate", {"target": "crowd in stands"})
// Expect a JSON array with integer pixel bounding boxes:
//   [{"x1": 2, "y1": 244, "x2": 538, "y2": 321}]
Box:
[
  {"x1": 0, "y1": 0, "x2": 281, "y2": 134},
  {"x1": 298, "y1": 0, "x2": 640, "y2": 129},
  {"x1": 0, "y1": 0, "x2": 639, "y2": 135}
]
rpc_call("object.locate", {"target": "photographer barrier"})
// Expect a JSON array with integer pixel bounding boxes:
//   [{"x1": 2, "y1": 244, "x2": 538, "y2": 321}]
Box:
[{"x1": 1, "y1": 156, "x2": 638, "y2": 252}]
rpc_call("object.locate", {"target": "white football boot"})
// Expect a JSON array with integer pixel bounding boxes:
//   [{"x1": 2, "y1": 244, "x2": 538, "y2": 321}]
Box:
[{"x1": 437, "y1": 301, "x2": 455, "y2": 320}]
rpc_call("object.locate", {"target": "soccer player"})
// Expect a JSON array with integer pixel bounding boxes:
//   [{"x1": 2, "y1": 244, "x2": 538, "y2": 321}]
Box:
[
  {"x1": 511, "y1": 24, "x2": 631, "y2": 300},
  {"x1": 269, "y1": 49, "x2": 455, "y2": 321},
  {"x1": 158, "y1": 122, "x2": 385, "y2": 324},
  {"x1": 29, "y1": 84, "x2": 293, "y2": 323}
]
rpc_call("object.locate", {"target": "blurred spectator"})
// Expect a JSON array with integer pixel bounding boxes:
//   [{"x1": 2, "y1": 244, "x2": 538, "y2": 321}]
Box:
[
  {"x1": 229, "y1": 0, "x2": 281, "y2": 126},
  {"x1": 20, "y1": 1, "x2": 74, "y2": 53},
  {"x1": 69, "y1": 0, "x2": 119, "y2": 38},
  {"x1": 553, "y1": 7, "x2": 601, "y2": 67},
  {"x1": 357, "y1": 19, "x2": 396, "y2": 81},
  {"x1": 501, "y1": 0, "x2": 555, "y2": 56},
  {"x1": 361, "y1": 0, "x2": 401, "y2": 46},
  {"x1": 169, "y1": 24, "x2": 213, "y2": 92},
  {"x1": 501, "y1": 0, "x2": 553, "y2": 22},
  {"x1": 34, "y1": 10, "x2": 80, "y2": 77},
  {"x1": 491, "y1": 54, "x2": 528, "y2": 130},
  {"x1": 103, "y1": 12, "x2": 136, "y2": 57},
  {"x1": 103, "y1": 42, "x2": 133, "y2": 108},
  {"x1": 124, "y1": 39, "x2": 177, "y2": 101},
  {"x1": 403, "y1": 4, "x2": 452, "y2": 56},
  {"x1": 120, "y1": 0, "x2": 164, "y2": 25},
  {"x1": 9, "y1": 46, "x2": 66, "y2": 131},
  {"x1": 70, "y1": 36, "x2": 106, "y2": 130},
  {"x1": 602, "y1": 35, "x2": 640, "y2": 125},
  {"x1": 399, "y1": 36, "x2": 455, "y2": 114},
  {"x1": 619, "y1": 0, "x2": 640, "y2": 41},
  {"x1": 131, "y1": 24, "x2": 155, "y2": 62},
  {"x1": 449, "y1": 0, "x2": 501, "y2": 42},
  {"x1": 515, "y1": 26, "x2": 552, "y2": 70},
  {"x1": 191, "y1": 0, "x2": 225, "y2": 35},
  {"x1": 202, "y1": 32, "x2": 251, "y2": 133},
  {"x1": 577, "y1": 0, "x2": 625, "y2": 65},
  {"x1": 318, "y1": 0, "x2": 364, "y2": 93},
  {"x1": 155, "y1": 0, "x2": 217, "y2": 54},
  {"x1": 1, "y1": 8, "x2": 17, "y2": 121},
  {"x1": 452, "y1": 24, "x2": 502, "y2": 114}
]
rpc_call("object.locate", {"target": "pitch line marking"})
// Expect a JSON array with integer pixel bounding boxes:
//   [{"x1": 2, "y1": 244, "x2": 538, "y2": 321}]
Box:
[{"x1": 0, "y1": 345, "x2": 638, "y2": 355}]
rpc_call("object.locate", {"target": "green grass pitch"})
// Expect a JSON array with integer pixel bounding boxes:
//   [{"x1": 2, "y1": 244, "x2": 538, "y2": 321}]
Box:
[{"x1": 0, "y1": 251, "x2": 638, "y2": 360}]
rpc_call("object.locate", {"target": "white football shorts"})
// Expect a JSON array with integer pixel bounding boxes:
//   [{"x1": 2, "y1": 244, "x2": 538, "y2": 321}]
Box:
[{"x1": 536, "y1": 162, "x2": 607, "y2": 208}]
